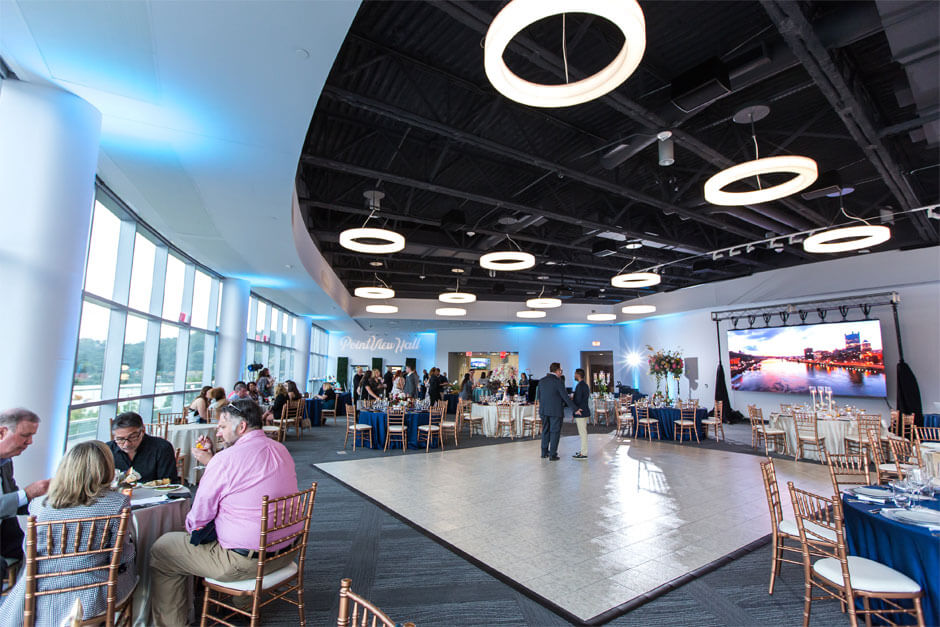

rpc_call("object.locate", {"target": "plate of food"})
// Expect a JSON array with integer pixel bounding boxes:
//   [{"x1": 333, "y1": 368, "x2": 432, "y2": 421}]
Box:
[{"x1": 153, "y1": 484, "x2": 184, "y2": 492}]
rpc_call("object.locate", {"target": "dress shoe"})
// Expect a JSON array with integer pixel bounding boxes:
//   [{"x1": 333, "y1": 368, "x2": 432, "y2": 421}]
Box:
[
  {"x1": 549, "y1": 455, "x2": 560, "y2": 461},
  {"x1": 573, "y1": 453, "x2": 587, "y2": 460},
  {"x1": 541, "y1": 454, "x2": 549, "y2": 459}
]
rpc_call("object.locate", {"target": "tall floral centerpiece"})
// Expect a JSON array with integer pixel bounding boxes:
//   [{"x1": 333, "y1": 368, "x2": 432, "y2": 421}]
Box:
[
  {"x1": 594, "y1": 371, "x2": 609, "y2": 395},
  {"x1": 647, "y1": 346, "x2": 684, "y2": 405}
]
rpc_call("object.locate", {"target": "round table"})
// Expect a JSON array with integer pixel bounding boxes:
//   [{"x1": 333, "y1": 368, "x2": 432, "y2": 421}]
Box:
[
  {"x1": 129, "y1": 487, "x2": 192, "y2": 626},
  {"x1": 770, "y1": 414, "x2": 890, "y2": 461},
  {"x1": 167, "y1": 423, "x2": 216, "y2": 484},
  {"x1": 631, "y1": 406, "x2": 708, "y2": 440},
  {"x1": 842, "y1": 489, "x2": 940, "y2": 626},
  {"x1": 470, "y1": 403, "x2": 534, "y2": 437},
  {"x1": 356, "y1": 410, "x2": 435, "y2": 449}
]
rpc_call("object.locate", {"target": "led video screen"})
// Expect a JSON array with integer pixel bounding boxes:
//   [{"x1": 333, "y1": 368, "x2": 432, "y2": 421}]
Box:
[
  {"x1": 728, "y1": 319, "x2": 886, "y2": 397},
  {"x1": 470, "y1": 357, "x2": 490, "y2": 369}
]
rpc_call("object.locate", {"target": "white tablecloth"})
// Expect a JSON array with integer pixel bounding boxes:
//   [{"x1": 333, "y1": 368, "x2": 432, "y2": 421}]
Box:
[
  {"x1": 130, "y1": 488, "x2": 191, "y2": 626},
  {"x1": 471, "y1": 403, "x2": 534, "y2": 437},
  {"x1": 167, "y1": 423, "x2": 216, "y2": 484},
  {"x1": 771, "y1": 414, "x2": 889, "y2": 460}
]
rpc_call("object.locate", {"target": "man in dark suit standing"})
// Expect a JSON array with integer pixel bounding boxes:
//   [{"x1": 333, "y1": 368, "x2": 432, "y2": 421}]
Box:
[
  {"x1": 536, "y1": 363, "x2": 579, "y2": 460},
  {"x1": 403, "y1": 365, "x2": 419, "y2": 398},
  {"x1": 571, "y1": 369, "x2": 591, "y2": 459},
  {"x1": 383, "y1": 367, "x2": 394, "y2": 399},
  {"x1": 428, "y1": 367, "x2": 443, "y2": 404},
  {"x1": 352, "y1": 367, "x2": 365, "y2": 404},
  {"x1": 0, "y1": 408, "x2": 49, "y2": 581}
]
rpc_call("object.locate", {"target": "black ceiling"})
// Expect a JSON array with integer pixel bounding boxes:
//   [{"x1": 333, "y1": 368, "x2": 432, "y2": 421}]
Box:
[{"x1": 297, "y1": 0, "x2": 939, "y2": 305}]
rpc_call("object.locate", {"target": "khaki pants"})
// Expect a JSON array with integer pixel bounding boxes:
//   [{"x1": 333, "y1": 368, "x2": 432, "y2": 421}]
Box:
[
  {"x1": 149, "y1": 531, "x2": 293, "y2": 626},
  {"x1": 575, "y1": 417, "x2": 588, "y2": 455}
]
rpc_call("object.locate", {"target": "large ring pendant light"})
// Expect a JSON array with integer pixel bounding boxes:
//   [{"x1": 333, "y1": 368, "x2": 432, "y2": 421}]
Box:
[
  {"x1": 704, "y1": 156, "x2": 818, "y2": 206},
  {"x1": 354, "y1": 286, "x2": 395, "y2": 299},
  {"x1": 803, "y1": 225, "x2": 890, "y2": 253},
  {"x1": 436, "y1": 307, "x2": 467, "y2": 316},
  {"x1": 516, "y1": 309, "x2": 546, "y2": 318},
  {"x1": 526, "y1": 297, "x2": 562, "y2": 308},
  {"x1": 611, "y1": 272, "x2": 661, "y2": 289},
  {"x1": 366, "y1": 304, "x2": 398, "y2": 314},
  {"x1": 439, "y1": 292, "x2": 477, "y2": 304},
  {"x1": 484, "y1": 0, "x2": 647, "y2": 108},
  {"x1": 339, "y1": 227, "x2": 405, "y2": 254},
  {"x1": 480, "y1": 251, "x2": 536, "y2": 271},
  {"x1": 621, "y1": 304, "x2": 656, "y2": 314},
  {"x1": 587, "y1": 313, "x2": 617, "y2": 321}
]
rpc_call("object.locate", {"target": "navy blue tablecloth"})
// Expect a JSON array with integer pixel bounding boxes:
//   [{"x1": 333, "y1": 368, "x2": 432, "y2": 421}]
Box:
[
  {"x1": 444, "y1": 393, "x2": 460, "y2": 415},
  {"x1": 631, "y1": 407, "x2": 708, "y2": 440},
  {"x1": 925, "y1": 414, "x2": 940, "y2": 428},
  {"x1": 357, "y1": 410, "x2": 436, "y2": 449},
  {"x1": 842, "y1": 491, "x2": 940, "y2": 625},
  {"x1": 304, "y1": 393, "x2": 351, "y2": 426}
]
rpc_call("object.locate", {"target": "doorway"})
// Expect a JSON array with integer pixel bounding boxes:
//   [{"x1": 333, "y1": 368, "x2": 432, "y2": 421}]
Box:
[{"x1": 580, "y1": 351, "x2": 613, "y2": 393}]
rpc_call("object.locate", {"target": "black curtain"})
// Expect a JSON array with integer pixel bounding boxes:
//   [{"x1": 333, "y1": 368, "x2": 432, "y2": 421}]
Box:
[
  {"x1": 713, "y1": 363, "x2": 743, "y2": 423},
  {"x1": 896, "y1": 360, "x2": 924, "y2": 426}
]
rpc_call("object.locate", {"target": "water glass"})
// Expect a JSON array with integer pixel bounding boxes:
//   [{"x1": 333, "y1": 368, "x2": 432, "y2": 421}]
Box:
[{"x1": 891, "y1": 481, "x2": 913, "y2": 510}]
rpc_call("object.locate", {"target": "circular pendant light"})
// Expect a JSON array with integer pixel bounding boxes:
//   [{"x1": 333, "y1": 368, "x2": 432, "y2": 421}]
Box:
[
  {"x1": 354, "y1": 286, "x2": 395, "y2": 299},
  {"x1": 480, "y1": 251, "x2": 536, "y2": 271},
  {"x1": 526, "y1": 297, "x2": 562, "y2": 308},
  {"x1": 621, "y1": 304, "x2": 656, "y2": 314},
  {"x1": 516, "y1": 309, "x2": 546, "y2": 318},
  {"x1": 339, "y1": 227, "x2": 405, "y2": 254},
  {"x1": 484, "y1": 0, "x2": 646, "y2": 108},
  {"x1": 366, "y1": 304, "x2": 398, "y2": 314},
  {"x1": 436, "y1": 307, "x2": 467, "y2": 316},
  {"x1": 587, "y1": 313, "x2": 617, "y2": 322},
  {"x1": 611, "y1": 272, "x2": 661, "y2": 288},
  {"x1": 703, "y1": 156, "x2": 818, "y2": 206},
  {"x1": 803, "y1": 225, "x2": 890, "y2": 253},
  {"x1": 439, "y1": 292, "x2": 477, "y2": 304}
]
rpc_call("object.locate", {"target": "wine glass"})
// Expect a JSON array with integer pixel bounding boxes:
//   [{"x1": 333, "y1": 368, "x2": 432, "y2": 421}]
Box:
[{"x1": 891, "y1": 480, "x2": 913, "y2": 510}]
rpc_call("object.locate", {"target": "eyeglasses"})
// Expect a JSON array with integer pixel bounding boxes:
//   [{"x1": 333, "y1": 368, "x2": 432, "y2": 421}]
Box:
[{"x1": 114, "y1": 430, "x2": 143, "y2": 445}]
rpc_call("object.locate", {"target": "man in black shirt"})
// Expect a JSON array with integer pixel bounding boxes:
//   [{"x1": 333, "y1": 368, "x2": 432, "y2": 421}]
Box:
[
  {"x1": 107, "y1": 411, "x2": 179, "y2": 484},
  {"x1": 383, "y1": 367, "x2": 394, "y2": 399}
]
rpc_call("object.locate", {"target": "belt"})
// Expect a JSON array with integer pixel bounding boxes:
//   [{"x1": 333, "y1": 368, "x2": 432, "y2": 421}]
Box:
[{"x1": 230, "y1": 543, "x2": 294, "y2": 560}]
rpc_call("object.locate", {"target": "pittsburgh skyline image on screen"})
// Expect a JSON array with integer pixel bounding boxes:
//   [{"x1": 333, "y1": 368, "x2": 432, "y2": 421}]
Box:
[{"x1": 728, "y1": 319, "x2": 886, "y2": 397}]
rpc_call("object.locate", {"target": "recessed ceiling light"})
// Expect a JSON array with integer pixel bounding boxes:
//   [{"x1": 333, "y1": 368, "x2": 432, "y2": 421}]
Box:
[
  {"x1": 516, "y1": 310, "x2": 546, "y2": 318},
  {"x1": 369, "y1": 261, "x2": 384, "y2": 267},
  {"x1": 544, "y1": 261, "x2": 557, "y2": 266},
  {"x1": 611, "y1": 272, "x2": 661, "y2": 288},
  {"x1": 624, "y1": 241, "x2": 643, "y2": 250},
  {"x1": 436, "y1": 307, "x2": 466, "y2": 316},
  {"x1": 587, "y1": 313, "x2": 617, "y2": 321},
  {"x1": 419, "y1": 275, "x2": 426, "y2": 280},
  {"x1": 366, "y1": 304, "x2": 398, "y2": 314},
  {"x1": 451, "y1": 268, "x2": 465, "y2": 274},
  {"x1": 354, "y1": 286, "x2": 395, "y2": 299},
  {"x1": 621, "y1": 304, "x2": 656, "y2": 314},
  {"x1": 466, "y1": 231, "x2": 476, "y2": 237},
  {"x1": 439, "y1": 292, "x2": 477, "y2": 304},
  {"x1": 526, "y1": 297, "x2": 562, "y2": 308},
  {"x1": 537, "y1": 275, "x2": 550, "y2": 280}
]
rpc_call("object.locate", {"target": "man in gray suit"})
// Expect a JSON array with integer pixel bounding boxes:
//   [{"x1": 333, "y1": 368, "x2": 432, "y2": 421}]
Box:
[
  {"x1": 0, "y1": 408, "x2": 49, "y2": 580},
  {"x1": 537, "y1": 363, "x2": 580, "y2": 460},
  {"x1": 403, "y1": 364, "x2": 419, "y2": 398}
]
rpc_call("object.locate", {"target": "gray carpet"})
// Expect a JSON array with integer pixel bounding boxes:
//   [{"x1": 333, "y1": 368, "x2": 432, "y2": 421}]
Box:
[{"x1": 224, "y1": 422, "x2": 850, "y2": 626}]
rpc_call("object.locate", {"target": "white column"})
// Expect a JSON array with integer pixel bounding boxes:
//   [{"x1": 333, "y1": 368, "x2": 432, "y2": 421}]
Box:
[
  {"x1": 0, "y1": 81, "x2": 101, "y2": 484},
  {"x1": 293, "y1": 319, "x2": 312, "y2": 393},
  {"x1": 215, "y1": 278, "x2": 249, "y2": 390}
]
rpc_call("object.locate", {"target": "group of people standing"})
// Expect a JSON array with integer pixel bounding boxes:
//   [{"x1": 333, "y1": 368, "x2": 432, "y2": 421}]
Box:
[
  {"x1": 352, "y1": 364, "x2": 445, "y2": 403},
  {"x1": 536, "y1": 363, "x2": 592, "y2": 461}
]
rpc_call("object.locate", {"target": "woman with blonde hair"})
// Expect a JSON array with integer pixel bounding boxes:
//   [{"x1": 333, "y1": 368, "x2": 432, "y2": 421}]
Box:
[
  {"x1": 206, "y1": 386, "x2": 228, "y2": 422},
  {"x1": 263, "y1": 382, "x2": 289, "y2": 425},
  {"x1": 0, "y1": 441, "x2": 136, "y2": 624}
]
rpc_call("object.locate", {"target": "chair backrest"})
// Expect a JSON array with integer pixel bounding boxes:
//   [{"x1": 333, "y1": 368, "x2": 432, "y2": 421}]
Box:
[
  {"x1": 748, "y1": 404, "x2": 760, "y2": 418},
  {"x1": 24, "y1": 509, "x2": 131, "y2": 627},
  {"x1": 914, "y1": 425, "x2": 940, "y2": 443},
  {"x1": 679, "y1": 405, "x2": 695, "y2": 422},
  {"x1": 780, "y1": 403, "x2": 792, "y2": 414},
  {"x1": 888, "y1": 437, "x2": 921, "y2": 470},
  {"x1": 345, "y1": 404, "x2": 356, "y2": 426},
  {"x1": 786, "y1": 482, "x2": 850, "y2": 595},
  {"x1": 497, "y1": 405, "x2": 512, "y2": 421},
  {"x1": 759, "y1": 459, "x2": 784, "y2": 529},
  {"x1": 793, "y1": 410, "x2": 818, "y2": 437},
  {"x1": 156, "y1": 410, "x2": 187, "y2": 424},
  {"x1": 900, "y1": 413, "x2": 915, "y2": 440},
  {"x1": 825, "y1": 452, "x2": 871, "y2": 492},
  {"x1": 866, "y1": 428, "x2": 887, "y2": 465},
  {"x1": 251, "y1": 484, "x2": 317, "y2": 597},
  {"x1": 428, "y1": 406, "x2": 444, "y2": 426},
  {"x1": 174, "y1": 447, "x2": 184, "y2": 480},
  {"x1": 856, "y1": 414, "x2": 882, "y2": 443},
  {"x1": 386, "y1": 408, "x2": 404, "y2": 428},
  {"x1": 714, "y1": 400, "x2": 723, "y2": 421},
  {"x1": 636, "y1": 404, "x2": 649, "y2": 421},
  {"x1": 143, "y1": 421, "x2": 168, "y2": 440},
  {"x1": 337, "y1": 577, "x2": 414, "y2": 627}
]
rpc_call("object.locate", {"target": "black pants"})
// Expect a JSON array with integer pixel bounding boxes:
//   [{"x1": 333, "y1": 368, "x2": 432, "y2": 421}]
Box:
[{"x1": 540, "y1": 414, "x2": 563, "y2": 456}]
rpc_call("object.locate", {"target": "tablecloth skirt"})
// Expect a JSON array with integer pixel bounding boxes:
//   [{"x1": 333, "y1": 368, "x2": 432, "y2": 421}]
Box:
[
  {"x1": 357, "y1": 411, "x2": 436, "y2": 449},
  {"x1": 167, "y1": 424, "x2": 217, "y2": 484},
  {"x1": 631, "y1": 407, "x2": 708, "y2": 440},
  {"x1": 471, "y1": 404, "x2": 534, "y2": 436},
  {"x1": 771, "y1": 414, "x2": 890, "y2": 461},
  {"x1": 133, "y1": 497, "x2": 191, "y2": 626}
]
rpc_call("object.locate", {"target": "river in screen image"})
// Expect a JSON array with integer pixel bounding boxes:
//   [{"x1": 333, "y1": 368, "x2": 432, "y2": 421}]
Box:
[{"x1": 731, "y1": 358, "x2": 886, "y2": 397}]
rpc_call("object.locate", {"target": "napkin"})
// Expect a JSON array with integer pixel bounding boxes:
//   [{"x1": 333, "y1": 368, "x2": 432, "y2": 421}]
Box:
[
  {"x1": 131, "y1": 495, "x2": 169, "y2": 507},
  {"x1": 852, "y1": 494, "x2": 887, "y2": 504}
]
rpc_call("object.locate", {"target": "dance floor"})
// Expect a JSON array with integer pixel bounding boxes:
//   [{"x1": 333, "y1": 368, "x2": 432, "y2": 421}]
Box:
[{"x1": 315, "y1": 433, "x2": 832, "y2": 623}]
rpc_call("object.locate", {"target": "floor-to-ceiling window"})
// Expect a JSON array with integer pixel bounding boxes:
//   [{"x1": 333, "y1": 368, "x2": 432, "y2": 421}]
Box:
[
  {"x1": 244, "y1": 294, "x2": 298, "y2": 385},
  {"x1": 309, "y1": 325, "x2": 329, "y2": 390},
  {"x1": 67, "y1": 187, "x2": 221, "y2": 446}
]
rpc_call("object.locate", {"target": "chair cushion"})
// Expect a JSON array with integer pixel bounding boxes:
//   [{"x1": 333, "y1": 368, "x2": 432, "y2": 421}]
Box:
[
  {"x1": 778, "y1": 519, "x2": 837, "y2": 542},
  {"x1": 417, "y1": 425, "x2": 440, "y2": 431},
  {"x1": 813, "y1": 556, "x2": 921, "y2": 594},
  {"x1": 675, "y1": 420, "x2": 696, "y2": 425},
  {"x1": 387, "y1": 425, "x2": 405, "y2": 432},
  {"x1": 441, "y1": 421, "x2": 456, "y2": 427},
  {"x1": 638, "y1": 418, "x2": 656, "y2": 424},
  {"x1": 700, "y1": 419, "x2": 718, "y2": 425},
  {"x1": 354, "y1": 424, "x2": 372, "y2": 430},
  {"x1": 844, "y1": 434, "x2": 862, "y2": 442},
  {"x1": 206, "y1": 561, "x2": 298, "y2": 592},
  {"x1": 262, "y1": 426, "x2": 279, "y2": 432}
]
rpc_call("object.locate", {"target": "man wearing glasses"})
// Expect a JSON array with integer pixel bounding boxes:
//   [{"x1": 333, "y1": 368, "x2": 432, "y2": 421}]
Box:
[{"x1": 107, "y1": 411, "x2": 179, "y2": 484}]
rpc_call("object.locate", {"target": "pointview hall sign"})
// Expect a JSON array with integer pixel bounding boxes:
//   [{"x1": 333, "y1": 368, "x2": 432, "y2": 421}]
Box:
[{"x1": 338, "y1": 335, "x2": 421, "y2": 354}]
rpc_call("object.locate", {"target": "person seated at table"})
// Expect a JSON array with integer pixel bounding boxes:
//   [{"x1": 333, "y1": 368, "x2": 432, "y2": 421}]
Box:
[
  {"x1": 459, "y1": 373, "x2": 474, "y2": 401},
  {"x1": 315, "y1": 382, "x2": 336, "y2": 409},
  {"x1": 207, "y1": 387, "x2": 228, "y2": 421},
  {"x1": 364, "y1": 369, "x2": 385, "y2": 402},
  {"x1": 263, "y1": 383, "x2": 288, "y2": 425},
  {"x1": 149, "y1": 400, "x2": 298, "y2": 627},
  {"x1": 188, "y1": 385, "x2": 212, "y2": 424},
  {"x1": 227, "y1": 382, "x2": 250, "y2": 402},
  {"x1": 247, "y1": 381, "x2": 259, "y2": 401},
  {"x1": 107, "y1": 412, "x2": 179, "y2": 484},
  {"x1": 0, "y1": 440, "x2": 137, "y2": 625}
]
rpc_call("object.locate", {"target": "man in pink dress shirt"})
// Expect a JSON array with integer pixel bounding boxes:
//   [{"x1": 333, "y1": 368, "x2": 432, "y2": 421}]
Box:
[{"x1": 149, "y1": 399, "x2": 298, "y2": 626}]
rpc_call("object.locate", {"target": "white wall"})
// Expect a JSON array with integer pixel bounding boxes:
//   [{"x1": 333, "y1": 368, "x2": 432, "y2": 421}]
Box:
[{"x1": 619, "y1": 247, "x2": 940, "y2": 417}]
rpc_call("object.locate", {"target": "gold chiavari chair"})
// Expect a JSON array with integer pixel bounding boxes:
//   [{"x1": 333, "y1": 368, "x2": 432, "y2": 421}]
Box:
[
  {"x1": 787, "y1": 482, "x2": 925, "y2": 627},
  {"x1": 143, "y1": 421, "x2": 169, "y2": 440},
  {"x1": 417, "y1": 406, "x2": 444, "y2": 452},
  {"x1": 888, "y1": 438, "x2": 922, "y2": 479},
  {"x1": 208, "y1": 407, "x2": 223, "y2": 424},
  {"x1": 793, "y1": 410, "x2": 826, "y2": 461},
  {"x1": 615, "y1": 402, "x2": 634, "y2": 438},
  {"x1": 343, "y1": 404, "x2": 372, "y2": 451},
  {"x1": 201, "y1": 484, "x2": 318, "y2": 627},
  {"x1": 914, "y1": 425, "x2": 940, "y2": 443},
  {"x1": 868, "y1": 428, "x2": 900, "y2": 484},
  {"x1": 157, "y1": 409, "x2": 188, "y2": 425},
  {"x1": 844, "y1": 414, "x2": 881, "y2": 459},
  {"x1": 825, "y1": 452, "x2": 872, "y2": 494},
  {"x1": 384, "y1": 408, "x2": 407, "y2": 452},
  {"x1": 463, "y1": 403, "x2": 484, "y2": 438},
  {"x1": 519, "y1": 404, "x2": 538, "y2": 438},
  {"x1": 175, "y1": 447, "x2": 184, "y2": 482},
  {"x1": 593, "y1": 398, "x2": 611, "y2": 427},
  {"x1": 23, "y1": 509, "x2": 135, "y2": 627},
  {"x1": 1, "y1": 557, "x2": 19, "y2": 597},
  {"x1": 700, "y1": 400, "x2": 725, "y2": 441},
  {"x1": 780, "y1": 403, "x2": 793, "y2": 414},
  {"x1": 635, "y1": 403, "x2": 660, "y2": 441},
  {"x1": 750, "y1": 407, "x2": 787, "y2": 455},
  {"x1": 272, "y1": 399, "x2": 305, "y2": 440},
  {"x1": 900, "y1": 413, "x2": 915, "y2": 440},
  {"x1": 495, "y1": 405, "x2": 514, "y2": 439},
  {"x1": 320, "y1": 404, "x2": 337, "y2": 427},
  {"x1": 760, "y1": 459, "x2": 808, "y2": 595},
  {"x1": 441, "y1": 409, "x2": 459, "y2": 448},
  {"x1": 336, "y1": 578, "x2": 415, "y2": 627},
  {"x1": 674, "y1": 405, "x2": 699, "y2": 443}
]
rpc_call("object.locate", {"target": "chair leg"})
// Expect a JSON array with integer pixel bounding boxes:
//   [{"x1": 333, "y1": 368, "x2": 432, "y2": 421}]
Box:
[
  {"x1": 769, "y1": 536, "x2": 779, "y2": 595},
  {"x1": 200, "y1": 583, "x2": 210, "y2": 627}
]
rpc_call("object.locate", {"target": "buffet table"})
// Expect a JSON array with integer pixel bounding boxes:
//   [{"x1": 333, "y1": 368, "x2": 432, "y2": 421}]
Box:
[
  {"x1": 842, "y1": 491, "x2": 940, "y2": 626},
  {"x1": 167, "y1": 423, "x2": 216, "y2": 484},
  {"x1": 631, "y1": 406, "x2": 708, "y2": 440},
  {"x1": 356, "y1": 410, "x2": 436, "y2": 449},
  {"x1": 770, "y1": 413, "x2": 890, "y2": 461},
  {"x1": 470, "y1": 403, "x2": 534, "y2": 437}
]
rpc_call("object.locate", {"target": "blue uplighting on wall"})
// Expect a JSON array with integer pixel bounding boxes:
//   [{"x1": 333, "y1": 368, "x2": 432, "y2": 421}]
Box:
[
  {"x1": 229, "y1": 274, "x2": 296, "y2": 289},
  {"x1": 555, "y1": 323, "x2": 589, "y2": 328},
  {"x1": 504, "y1": 325, "x2": 536, "y2": 330}
]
